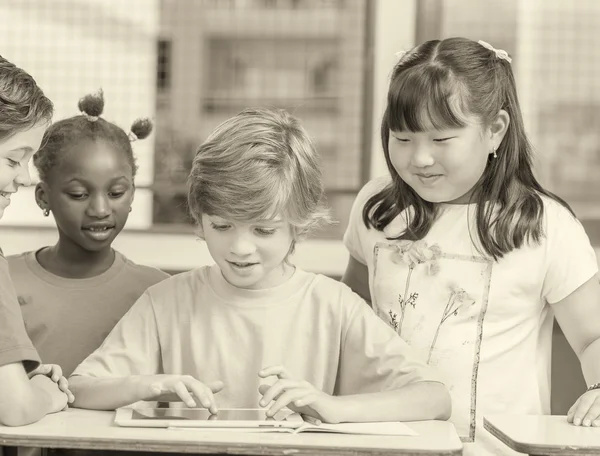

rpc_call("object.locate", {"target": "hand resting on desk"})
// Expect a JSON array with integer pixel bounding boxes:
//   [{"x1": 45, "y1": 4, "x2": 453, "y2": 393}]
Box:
[
  {"x1": 257, "y1": 365, "x2": 451, "y2": 424},
  {"x1": 258, "y1": 365, "x2": 340, "y2": 423},
  {"x1": 29, "y1": 363, "x2": 75, "y2": 406},
  {"x1": 145, "y1": 375, "x2": 224, "y2": 413}
]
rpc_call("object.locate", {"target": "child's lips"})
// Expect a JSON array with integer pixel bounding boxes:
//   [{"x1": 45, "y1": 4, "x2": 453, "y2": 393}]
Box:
[
  {"x1": 0, "y1": 192, "x2": 12, "y2": 205},
  {"x1": 228, "y1": 261, "x2": 258, "y2": 267},
  {"x1": 82, "y1": 223, "x2": 116, "y2": 231}
]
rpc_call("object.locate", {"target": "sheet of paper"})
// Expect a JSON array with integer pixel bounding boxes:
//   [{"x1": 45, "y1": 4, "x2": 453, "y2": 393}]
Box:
[{"x1": 300, "y1": 422, "x2": 418, "y2": 436}]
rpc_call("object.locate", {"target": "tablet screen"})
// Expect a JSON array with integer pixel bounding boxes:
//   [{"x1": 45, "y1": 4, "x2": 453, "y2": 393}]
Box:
[{"x1": 131, "y1": 408, "x2": 279, "y2": 421}]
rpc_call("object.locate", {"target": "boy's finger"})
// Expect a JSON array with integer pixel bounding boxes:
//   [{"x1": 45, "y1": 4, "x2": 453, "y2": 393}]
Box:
[
  {"x1": 30, "y1": 364, "x2": 50, "y2": 377},
  {"x1": 58, "y1": 377, "x2": 69, "y2": 391},
  {"x1": 258, "y1": 366, "x2": 291, "y2": 379},
  {"x1": 173, "y1": 382, "x2": 196, "y2": 408},
  {"x1": 259, "y1": 379, "x2": 297, "y2": 407},
  {"x1": 50, "y1": 365, "x2": 63, "y2": 381},
  {"x1": 268, "y1": 389, "x2": 309, "y2": 417},
  {"x1": 206, "y1": 380, "x2": 225, "y2": 393},
  {"x1": 188, "y1": 383, "x2": 212, "y2": 409}
]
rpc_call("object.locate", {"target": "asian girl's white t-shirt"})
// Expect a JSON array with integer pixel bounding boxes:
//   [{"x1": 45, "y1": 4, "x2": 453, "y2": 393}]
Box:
[{"x1": 344, "y1": 177, "x2": 599, "y2": 456}]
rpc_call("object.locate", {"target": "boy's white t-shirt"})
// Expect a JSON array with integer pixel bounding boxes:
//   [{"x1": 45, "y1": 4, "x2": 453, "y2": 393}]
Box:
[
  {"x1": 71, "y1": 264, "x2": 441, "y2": 408},
  {"x1": 344, "y1": 177, "x2": 598, "y2": 456}
]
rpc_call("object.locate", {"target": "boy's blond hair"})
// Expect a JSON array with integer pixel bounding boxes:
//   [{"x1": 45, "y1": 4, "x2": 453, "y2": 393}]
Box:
[{"x1": 188, "y1": 107, "x2": 331, "y2": 240}]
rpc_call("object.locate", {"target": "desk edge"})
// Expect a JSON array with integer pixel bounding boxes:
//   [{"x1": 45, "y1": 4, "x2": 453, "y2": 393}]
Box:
[
  {"x1": 0, "y1": 433, "x2": 464, "y2": 456},
  {"x1": 482, "y1": 417, "x2": 598, "y2": 456}
]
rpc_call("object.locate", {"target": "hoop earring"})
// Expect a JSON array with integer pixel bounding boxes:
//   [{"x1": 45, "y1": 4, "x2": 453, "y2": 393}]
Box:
[{"x1": 42, "y1": 208, "x2": 50, "y2": 217}]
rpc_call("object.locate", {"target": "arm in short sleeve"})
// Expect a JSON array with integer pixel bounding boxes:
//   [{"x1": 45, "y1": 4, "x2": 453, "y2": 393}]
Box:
[
  {"x1": 71, "y1": 290, "x2": 161, "y2": 378},
  {"x1": 542, "y1": 202, "x2": 599, "y2": 304},
  {"x1": 343, "y1": 177, "x2": 390, "y2": 265},
  {"x1": 0, "y1": 254, "x2": 40, "y2": 371},
  {"x1": 334, "y1": 286, "x2": 442, "y2": 396}
]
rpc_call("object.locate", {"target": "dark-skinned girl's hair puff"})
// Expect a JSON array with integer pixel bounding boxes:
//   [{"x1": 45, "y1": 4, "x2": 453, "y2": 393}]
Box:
[
  {"x1": 130, "y1": 117, "x2": 153, "y2": 140},
  {"x1": 77, "y1": 89, "x2": 104, "y2": 118},
  {"x1": 34, "y1": 89, "x2": 153, "y2": 183}
]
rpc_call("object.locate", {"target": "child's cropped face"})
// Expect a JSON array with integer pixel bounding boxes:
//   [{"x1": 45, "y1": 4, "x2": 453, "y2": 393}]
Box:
[
  {"x1": 40, "y1": 139, "x2": 134, "y2": 252},
  {"x1": 0, "y1": 124, "x2": 46, "y2": 219},
  {"x1": 201, "y1": 214, "x2": 294, "y2": 290},
  {"x1": 388, "y1": 116, "x2": 492, "y2": 204}
]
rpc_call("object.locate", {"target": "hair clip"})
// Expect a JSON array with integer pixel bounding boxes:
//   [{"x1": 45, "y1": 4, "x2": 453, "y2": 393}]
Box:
[
  {"x1": 395, "y1": 50, "x2": 409, "y2": 61},
  {"x1": 128, "y1": 131, "x2": 138, "y2": 142},
  {"x1": 82, "y1": 112, "x2": 99, "y2": 122},
  {"x1": 478, "y1": 40, "x2": 512, "y2": 63}
]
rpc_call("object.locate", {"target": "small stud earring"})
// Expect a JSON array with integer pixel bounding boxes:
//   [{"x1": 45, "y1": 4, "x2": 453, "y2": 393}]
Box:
[
  {"x1": 129, "y1": 207, "x2": 132, "y2": 213},
  {"x1": 43, "y1": 208, "x2": 50, "y2": 217}
]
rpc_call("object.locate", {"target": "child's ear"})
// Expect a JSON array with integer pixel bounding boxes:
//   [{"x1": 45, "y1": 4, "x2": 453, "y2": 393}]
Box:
[
  {"x1": 490, "y1": 109, "x2": 510, "y2": 147},
  {"x1": 195, "y1": 223, "x2": 205, "y2": 240},
  {"x1": 34, "y1": 182, "x2": 49, "y2": 213},
  {"x1": 129, "y1": 183, "x2": 136, "y2": 207}
]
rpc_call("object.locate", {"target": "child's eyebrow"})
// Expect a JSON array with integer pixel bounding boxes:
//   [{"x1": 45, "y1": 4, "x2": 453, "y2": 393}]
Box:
[
  {"x1": 65, "y1": 175, "x2": 130, "y2": 184},
  {"x1": 256, "y1": 219, "x2": 284, "y2": 225},
  {"x1": 6, "y1": 146, "x2": 33, "y2": 158},
  {"x1": 9, "y1": 146, "x2": 34, "y2": 153}
]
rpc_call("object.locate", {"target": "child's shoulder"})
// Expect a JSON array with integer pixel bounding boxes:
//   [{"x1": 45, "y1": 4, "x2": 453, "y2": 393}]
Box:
[
  {"x1": 301, "y1": 270, "x2": 366, "y2": 306},
  {"x1": 117, "y1": 252, "x2": 171, "y2": 283},
  {"x1": 6, "y1": 251, "x2": 31, "y2": 263},
  {"x1": 5, "y1": 250, "x2": 34, "y2": 272},
  {"x1": 538, "y1": 194, "x2": 581, "y2": 232},
  {"x1": 142, "y1": 265, "x2": 210, "y2": 297},
  {"x1": 356, "y1": 175, "x2": 393, "y2": 205}
]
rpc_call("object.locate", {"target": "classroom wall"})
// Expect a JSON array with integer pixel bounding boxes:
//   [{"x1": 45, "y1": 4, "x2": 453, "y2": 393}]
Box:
[{"x1": 0, "y1": 0, "x2": 159, "y2": 229}]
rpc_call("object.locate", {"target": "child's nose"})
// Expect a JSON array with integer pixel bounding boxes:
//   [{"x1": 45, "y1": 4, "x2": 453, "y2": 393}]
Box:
[
  {"x1": 14, "y1": 166, "x2": 32, "y2": 187},
  {"x1": 411, "y1": 143, "x2": 435, "y2": 168},
  {"x1": 87, "y1": 195, "x2": 111, "y2": 218},
  {"x1": 230, "y1": 235, "x2": 256, "y2": 256}
]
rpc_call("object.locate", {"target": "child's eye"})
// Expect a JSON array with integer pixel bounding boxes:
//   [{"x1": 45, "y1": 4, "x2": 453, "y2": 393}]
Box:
[
  {"x1": 433, "y1": 137, "x2": 456, "y2": 142},
  {"x1": 68, "y1": 193, "x2": 87, "y2": 200},
  {"x1": 109, "y1": 191, "x2": 125, "y2": 198},
  {"x1": 255, "y1": 228, "x2": 277, "y2": 236},
  {"x1": 392, "y1": 136, "x2": 410, "y2": 143},
  {"x1": 6, "y1": 159, "x2": 20, "y2": 168},
  {"x1": 210, "y1": 223, "x2": 230, "y2": 231}
]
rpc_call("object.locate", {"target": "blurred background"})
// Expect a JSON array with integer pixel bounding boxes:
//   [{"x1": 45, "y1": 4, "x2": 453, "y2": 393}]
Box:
[{"x1": 1, "y1": 0, "x2": 599, "y2": 413}]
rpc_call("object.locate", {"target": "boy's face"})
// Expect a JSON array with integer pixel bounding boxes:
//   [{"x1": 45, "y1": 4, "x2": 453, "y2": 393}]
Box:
[
  {"x1": 39, "y1": 139, "x2": 134, "y2": 253},
  {"x1": 201, "y1": 214, "x2": 295, "y2": 290},
  {"x1": 0, "y1": 124, "x2": 46, "y2": 219}
]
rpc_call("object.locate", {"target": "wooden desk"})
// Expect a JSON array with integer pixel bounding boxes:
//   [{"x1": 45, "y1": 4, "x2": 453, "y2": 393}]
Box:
[
  {"x1": 484, "y1": 414, "x2": 600, "y2": 455},
  {"x1": 0, "y1": 408, "x2": 462, "y2": 456}
]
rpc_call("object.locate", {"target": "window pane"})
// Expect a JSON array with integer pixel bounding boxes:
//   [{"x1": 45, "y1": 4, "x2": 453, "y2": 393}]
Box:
[
  {"x1": 154, "y1": 0, "x2": 370, "y2": 238},
  {"x1": 416, "y1": 0, "x2": 600, "y2": 219}
]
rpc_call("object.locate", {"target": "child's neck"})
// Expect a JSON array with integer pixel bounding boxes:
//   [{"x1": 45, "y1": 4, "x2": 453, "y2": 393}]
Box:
[{"x1": 37, "y1": 242, "x2": 116, "y2": 279}]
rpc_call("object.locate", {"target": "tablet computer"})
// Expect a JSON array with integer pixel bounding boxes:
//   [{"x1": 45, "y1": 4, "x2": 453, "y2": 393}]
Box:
[{"x1": 114, "y1": 407, "x2": 303, "y2": 429}]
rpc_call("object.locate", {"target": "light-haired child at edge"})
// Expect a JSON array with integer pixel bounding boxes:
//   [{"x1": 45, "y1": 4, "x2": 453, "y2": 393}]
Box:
[
  {"x1": 341, "y1": 37, "x2": 600, "y2": 455},
  {"x1": 69, "y1": 107, "x2": 451, "y2": 425},
  {"x1": 0, "y1": 55, "x2": 73, "y2": 428}
]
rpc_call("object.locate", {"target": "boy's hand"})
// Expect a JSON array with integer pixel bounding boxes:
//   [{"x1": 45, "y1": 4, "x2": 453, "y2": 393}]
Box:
[
  {"x1": 258, "y1": 365, "x2": 340, "y2": 423},
  {"x1": 145, "y1": 375, "x2": 224, "y2": 414},
  {"x1": 28, "y1": 364, "x2": 75, "y2": 405},
  {"x1": 30, "y1": 374, "x2": 69, "y2": 413},
  {"x1": 568, "y1": 389, "x2": 600, "y2": 426}
]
